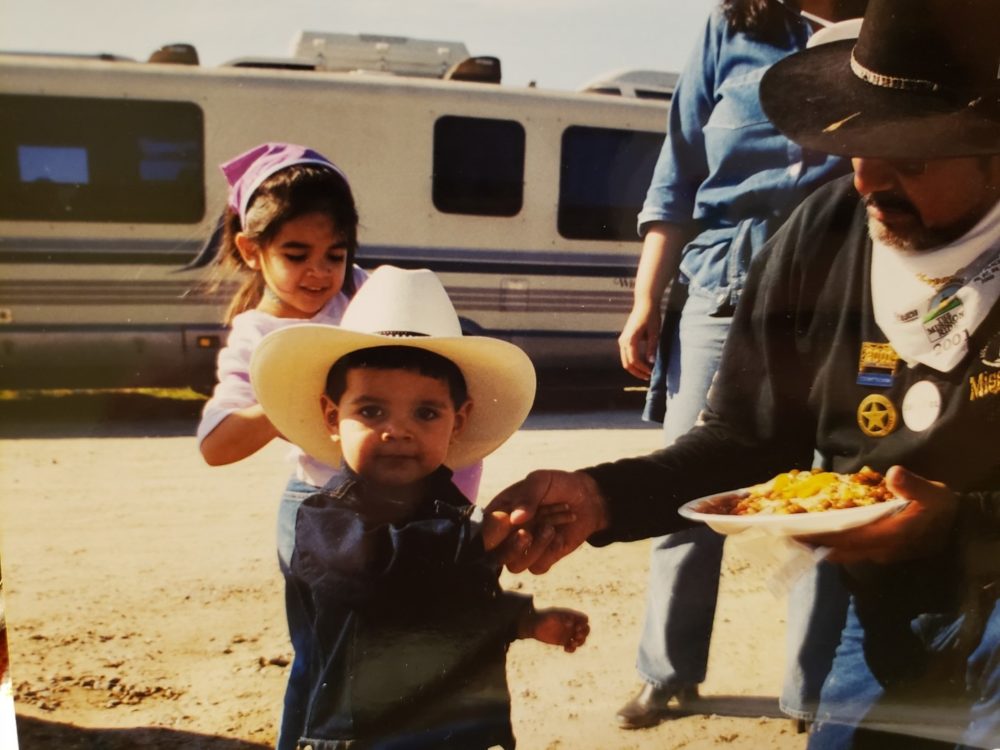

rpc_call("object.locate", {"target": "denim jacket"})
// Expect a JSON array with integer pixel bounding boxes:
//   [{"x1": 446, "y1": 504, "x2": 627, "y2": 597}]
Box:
[
  {"x1": 290, "y1": 465, "x2": 529, "y2": 749},
  {"x1": 637, "y1": 7, "x2": 852, "y2": 313}
]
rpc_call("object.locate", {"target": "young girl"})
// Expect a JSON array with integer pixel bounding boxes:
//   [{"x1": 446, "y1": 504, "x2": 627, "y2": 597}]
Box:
[{"x1": 196, "y1": 143, "x2": 482, "y2": 750}]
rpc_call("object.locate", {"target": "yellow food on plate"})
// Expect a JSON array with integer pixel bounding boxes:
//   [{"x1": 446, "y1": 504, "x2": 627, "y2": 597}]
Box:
[{"x1": 729, "y1": 467, "x2": 894, "y2": 516}]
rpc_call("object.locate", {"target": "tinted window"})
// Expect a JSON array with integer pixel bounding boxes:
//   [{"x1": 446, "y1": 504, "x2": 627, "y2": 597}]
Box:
[
  {"x1": 558, "y1": 126, "x2": 664, "y2": 241},
  {"x1": 433, "y1": 116, "x2": 524, "y2": 216},
  {"x1": 0, "y1": 94, "x2": 204, "y2": 223}
]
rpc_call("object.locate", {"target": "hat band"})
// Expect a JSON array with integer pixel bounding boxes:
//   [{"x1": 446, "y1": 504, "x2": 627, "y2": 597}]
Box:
[
  {"x1": 375, "y1": 330, "x2": 430, "y2": 338},
  {"x1": 850, "y1": 51, "x2": 943, "y2": 93}
]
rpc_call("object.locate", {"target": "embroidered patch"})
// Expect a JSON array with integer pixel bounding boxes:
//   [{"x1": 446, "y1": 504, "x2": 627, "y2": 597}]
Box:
[
  {"x1": 857, "y1": 342, "x2": 899, "y2": 387},
  {"x1": 970, "y1": 331, "x2": 1000, "y2": 404},
  {"x1": 969, "y1": 370, "x2": 1000, "y2": 402},
  {"x1": 981, "y1": 331, "x2": 1000, "y2": 369}
]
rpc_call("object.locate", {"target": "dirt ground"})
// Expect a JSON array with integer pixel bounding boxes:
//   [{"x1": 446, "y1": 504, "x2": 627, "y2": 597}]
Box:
[{"x1": 0, "y1": 400, "x2": 810, "y2": 750}]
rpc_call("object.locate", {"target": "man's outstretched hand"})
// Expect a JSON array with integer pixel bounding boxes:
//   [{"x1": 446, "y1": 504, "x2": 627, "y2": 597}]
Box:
[
  {"x1": 797, "y1": 466, "x2": 958, "y2": 564},
  {"x1": 485, "y1": 470, "x2": 610, "y2": 574}
]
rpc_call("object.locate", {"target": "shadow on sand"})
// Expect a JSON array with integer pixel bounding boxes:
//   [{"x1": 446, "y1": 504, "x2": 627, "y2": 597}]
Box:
[
  {"x1": 0, "y1": 385, "x2": 652, "y2": 440},
  {"x1": 0, "y1": 394, "x2": 203, "y2": 439},
  {"x1": 670, "y1": 694, "x2": 790, "y2": 721},
  {"x1": 13, "y1": 702, "x2": 793, "y2": 749},
  {"x1": 15, "y1": 714, "x2": 270, "y2": 749}
]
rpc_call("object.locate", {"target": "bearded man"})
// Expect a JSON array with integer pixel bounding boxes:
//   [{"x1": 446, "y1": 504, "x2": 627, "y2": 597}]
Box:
[{"x1": 488, "y1": 0, "x2": 1000, "y2": 747}]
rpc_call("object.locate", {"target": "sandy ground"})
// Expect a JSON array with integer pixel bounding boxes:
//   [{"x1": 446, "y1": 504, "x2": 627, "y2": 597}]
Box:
[{"x1": 0, "y1": 401, "x2": 810, "y2": 750}]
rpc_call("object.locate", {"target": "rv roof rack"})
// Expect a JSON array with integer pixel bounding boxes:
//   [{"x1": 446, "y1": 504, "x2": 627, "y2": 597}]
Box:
[
  {"x1": 221, "y1": 33, "x2": 501, "y2": 83},
  {"x1": 290, "y1": 31, "x2": 485, "y2": 80}
]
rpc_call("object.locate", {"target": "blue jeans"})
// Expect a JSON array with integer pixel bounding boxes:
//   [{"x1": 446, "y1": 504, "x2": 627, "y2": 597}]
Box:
[
  {"x1": 636, "y1": 289, "x2": 848, "y2": 718},
  {"x1": 808, "y1": 598, "x2": 1000, "y2": 749},
  {"x1": 276, "y1": 476, "x2": 321, "y2": 750},
  {"x1": 636, "y1": 289, "x2": 730, "y2": 692},
  {"x1": 781, "y1": 562, "x2": 850, "y2": 719}
]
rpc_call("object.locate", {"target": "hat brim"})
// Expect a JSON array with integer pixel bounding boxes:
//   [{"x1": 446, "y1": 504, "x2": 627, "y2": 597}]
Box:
[
  {"x1": 760, "y1": 40, "x2": 1000, "y2": 159},
  {"x1": 250, "y1": 324, "x2": 537, "y2": 470}
]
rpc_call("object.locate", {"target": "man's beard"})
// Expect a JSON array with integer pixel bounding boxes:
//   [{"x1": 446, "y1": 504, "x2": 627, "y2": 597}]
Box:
[
  {"x1": 866, "y1": 215, "x2": 932, "y2": 251},
  {"x1": 864, "y1": 192, "x2": 978, "y2": 252}
]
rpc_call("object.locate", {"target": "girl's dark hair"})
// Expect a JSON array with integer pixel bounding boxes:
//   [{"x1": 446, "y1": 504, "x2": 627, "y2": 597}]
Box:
[
  {"x1": 214, "y1": 164, "x2": 360, "y2": 323},
  {"x1": 722, "y1": 0, "x2": 788, "y2": 38},
  {"x1": 722, "y1": 0, "x2": 868, "y2": 42},
  {"x1": 325, "y1": 346, "x2": 469, "y2": 410}
]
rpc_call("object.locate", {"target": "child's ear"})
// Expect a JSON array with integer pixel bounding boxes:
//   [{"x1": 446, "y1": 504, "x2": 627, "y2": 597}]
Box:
[
  {"x1": 234, "y1": 232, "x2": 261, "y2": 270},
  {"x1": 320, "y1": 394, "x2": 340, "y2": 438},
  {"x1": 451, "y1": 400, "x2": 472, "y2": 441}
]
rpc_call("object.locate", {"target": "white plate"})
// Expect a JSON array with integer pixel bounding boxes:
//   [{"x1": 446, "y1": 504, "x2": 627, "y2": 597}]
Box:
[{"x1": 678, "y1": 490, "x2": 908, "y2": 536}]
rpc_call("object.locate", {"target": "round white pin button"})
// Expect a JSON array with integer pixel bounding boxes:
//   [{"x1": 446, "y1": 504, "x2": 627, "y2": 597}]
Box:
[{"x1": 902, "y1": 380, "x2": 941, "y2": 432}]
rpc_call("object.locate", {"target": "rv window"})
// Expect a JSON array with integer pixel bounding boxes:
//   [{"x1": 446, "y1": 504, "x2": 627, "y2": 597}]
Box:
[
  {"x1": 0, "y1": 94, "x2": 204, "y2": 223},
  {"x1": 432, "y1": 116, "x2": 524, "y2": 216},
  {"x1": 558, "y1": 126, "x2": 664, "y2": 241}
]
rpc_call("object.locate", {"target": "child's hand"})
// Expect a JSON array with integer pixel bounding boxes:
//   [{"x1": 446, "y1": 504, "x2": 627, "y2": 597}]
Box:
[
  {"x1": 481, "y1": 510, "x2": 515, "y2": 552},
  {"x1": 480, "y1": 504, "x2": 575, "y2": 552},
  {"x1": 518, "y1": 606, "x2": 589, "y2": 653}
]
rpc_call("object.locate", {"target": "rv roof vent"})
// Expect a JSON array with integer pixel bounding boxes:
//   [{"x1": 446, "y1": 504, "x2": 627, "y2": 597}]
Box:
[
  {"x1": 148, "y1": 43, "x2": 199, "y2": 65},
  {"x1": 443, "y1": 56, "x2": 501, "y2": 84},
  {"x1": 224, "y1": 57, "x2": 318, "y2": 71},
  {"x1": 579, "y1": 69, "x2": 678, "y2": 101}
]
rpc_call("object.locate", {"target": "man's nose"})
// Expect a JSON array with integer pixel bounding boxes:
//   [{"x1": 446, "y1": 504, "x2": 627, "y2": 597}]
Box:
[{"x1": 852, "y1": 157, "x2": 897, "y2": 196}]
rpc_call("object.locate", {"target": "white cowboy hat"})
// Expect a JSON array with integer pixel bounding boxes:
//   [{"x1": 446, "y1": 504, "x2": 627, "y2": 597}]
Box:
[
  {"x1": 250, "y1": 265, "x2": 537, "y2": 469},
  {"x1": 806, "y1": 18, "x2": 863, "y2": 49}
]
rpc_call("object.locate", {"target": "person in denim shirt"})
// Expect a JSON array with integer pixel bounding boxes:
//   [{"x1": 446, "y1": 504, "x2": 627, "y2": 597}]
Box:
[{"x1": 616, "y1": 0, "x2": 867, "y2": 730}]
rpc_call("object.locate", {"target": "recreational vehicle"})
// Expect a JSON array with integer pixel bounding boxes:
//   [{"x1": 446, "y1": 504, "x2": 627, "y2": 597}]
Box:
[{"x1": 0, "y1": 33, "x2": 671, "y2": 393}]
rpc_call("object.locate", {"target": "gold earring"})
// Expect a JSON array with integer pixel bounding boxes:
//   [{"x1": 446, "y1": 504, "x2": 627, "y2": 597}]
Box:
[{"x1": 330, "y1": 434, "x2": 340, "y2": 443}]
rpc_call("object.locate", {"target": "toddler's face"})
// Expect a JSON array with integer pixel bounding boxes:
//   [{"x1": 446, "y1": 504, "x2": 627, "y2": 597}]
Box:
[
  {"x1": 238, "y1": 211, "x2": 349, "y2": 318},
  {"x1": 322, "y1": 367, "x2": 469, "y2": 496}
]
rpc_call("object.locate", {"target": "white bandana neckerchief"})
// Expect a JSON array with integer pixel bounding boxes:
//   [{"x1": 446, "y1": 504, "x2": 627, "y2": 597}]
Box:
[{"x1": 871, "y1": 198, "x2": 1000, "y2": 373}]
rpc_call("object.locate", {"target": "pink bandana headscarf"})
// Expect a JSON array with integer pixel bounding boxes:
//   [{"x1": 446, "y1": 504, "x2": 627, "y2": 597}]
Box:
[{"x1": 220, "y1": 143, "x2": 349, "y2": 228}]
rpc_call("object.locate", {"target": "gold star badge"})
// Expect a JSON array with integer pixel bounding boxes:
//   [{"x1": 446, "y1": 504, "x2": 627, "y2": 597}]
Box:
[{"x1": 857, "y1": 394, "x2": 898, "y2": 437}]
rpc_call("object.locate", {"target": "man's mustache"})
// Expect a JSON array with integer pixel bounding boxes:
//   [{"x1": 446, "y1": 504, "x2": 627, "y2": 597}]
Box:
[{"x1": 865, "y1": 192, "x2": 918, "y2": 216}]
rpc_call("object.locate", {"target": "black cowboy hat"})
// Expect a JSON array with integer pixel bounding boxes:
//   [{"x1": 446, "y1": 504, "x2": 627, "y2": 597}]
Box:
[{"x1": 760, "y1": 0, "x2": 1000, "y2": 159}]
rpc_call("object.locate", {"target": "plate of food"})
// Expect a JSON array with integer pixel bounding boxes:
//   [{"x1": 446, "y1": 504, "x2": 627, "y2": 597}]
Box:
[{"x1": 678, "y1": 467, "x2": 908, "y2": 536}]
